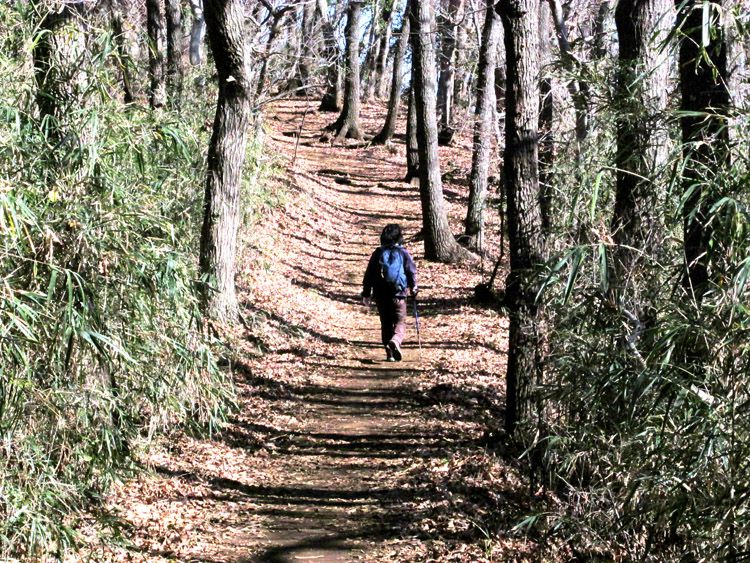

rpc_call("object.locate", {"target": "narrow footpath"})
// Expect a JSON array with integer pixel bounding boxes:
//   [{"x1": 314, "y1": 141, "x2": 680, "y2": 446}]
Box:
[{"x1": 97, "y1": 100, "x2": 532, "y2": 562}]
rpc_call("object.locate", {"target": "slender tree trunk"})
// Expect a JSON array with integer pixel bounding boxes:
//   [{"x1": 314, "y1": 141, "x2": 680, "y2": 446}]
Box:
[
  {"x1": 189, "y1": 0, "x2": 206, "y2": 65},
  {"x1": 375, "y1": 2, "x2": 396, "y2": 99},
  {"x1": 677, "y1": 0, "x2": 730, "y2": 301},
  {"x1": 33, "y1": 3, "x2": 87, "y2": 141},
  {"x1": 165, "y1": 0, "x2": 183, "y2": 108},
  {"x1": 593, "y1": 0, "x2": 613, "y2": 58},
  {"x1": 611, "y1": 0, "x2": 671, "y2": 280},
  {"x1": 319, "y1": 0, "x2": 343, "y2": 111},
  {"x1": 373, "y1": 0, "x2": 411, "y2": 145},
  {"x1": 405, "y1": 84, "x2": 420, "y2": 182},
  {"x1": 452, "y1": 10, "x2": 470, "y2": 111},
  {"x1": 255, "y1": 8, "x2": 291, "y2": 101},
  {"x1": 437, "y1": 0, "x2": 462, "y2": 142},
  {"x1": 199, "y1": 0, "x2": 252, "y2": 322},
  {"x1": 324, "y1": 1, "x2": 364, "y2": 140},
  {"x1": 498, "y1": 0, "x2": 546, "y2": 434},
  {"x1": 546, "y1": 0, "x2": 590, "y2": 144},
  {"x1": 363, "y1": 0, "x2": 383, "y2": 101},
  {"x1": 108, "y1": 2, "x2": 135, "y2": 103},
  {"x1": 295, "y1": 1, "x2": 317, "y2": 94},
  {"x1": 410, "y1": 0, "x2": 466, "y2": 262},
  {"x1": 538, "y1": 1, "x2": 554, "y2": 233},
  {"x1": 146, "y1": 0, "x2": 166, "y2": 108},
  {"x1": 464, "y1": 0, "x2": 501, "y2": 249}
]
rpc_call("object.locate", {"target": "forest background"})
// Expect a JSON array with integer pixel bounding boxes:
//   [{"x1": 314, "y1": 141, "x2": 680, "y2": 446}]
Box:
[{"x1": 1, "y1": 0, "x2": 750, "y2": 560}]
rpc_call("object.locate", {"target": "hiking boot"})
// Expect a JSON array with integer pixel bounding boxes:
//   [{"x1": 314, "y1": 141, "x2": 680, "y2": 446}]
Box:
[
  {"x1": 385, "y1": 346, "x2": 395, "y2": 362},
  {"x1": 387, "y1": 340, "x2": 402, "y2": 362}
]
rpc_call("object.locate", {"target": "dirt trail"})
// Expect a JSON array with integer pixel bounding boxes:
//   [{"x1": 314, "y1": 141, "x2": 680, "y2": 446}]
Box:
[{"x1": 101, "y1": 100, "x2": 522, "y2": 562}]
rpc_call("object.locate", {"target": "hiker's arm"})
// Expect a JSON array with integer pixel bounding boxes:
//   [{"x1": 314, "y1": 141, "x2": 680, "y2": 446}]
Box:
[
  {"x1": 362, "y1": 251, "x2": 378, "y2": 297},
  {"x1": 403, "y1": 249, "x2": 418, "y2": 294}
]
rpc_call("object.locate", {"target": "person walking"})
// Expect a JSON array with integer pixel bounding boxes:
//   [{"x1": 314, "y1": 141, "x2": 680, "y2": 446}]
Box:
[{"x1": 362, "y1": 224, "x2": 418, "y2": 361}]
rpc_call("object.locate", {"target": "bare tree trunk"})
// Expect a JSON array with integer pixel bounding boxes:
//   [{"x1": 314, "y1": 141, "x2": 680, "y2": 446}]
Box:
[
  {"x1": 189, "y1": 0, "x2": 206, "y2": 65},
  {"x1": 324, "y1": 0, "x2": 364, "y2": 140},
  {"x1": 546, "y1": 0, "x2": 590, "y2": 144},
  {"x1": 373, "y1": 0, "x2": 411, "y2": 145},
  {"x1": 538, "y1": 1, "x2": 554, "y2": 233},
  {"x1": 498, "y1": 0, "x2": 546, "y2": 435},
  {"x1": 593, "y1": 0, "x2": 613, "y2": 58},
  {"x1": 295, "y1": 0, "x2": 317, "y2": 94},
  {"x1": 464, "y1": 0, "x2": 501, "y2": 250},
  {"x1": 199, "y1": 0, "x2": 252, "y2": 323},
  {"x1": 452, "y1": 9, "x2": 470, "y2": 111},
  {"x1": 165, "y1": 0, "x2": 183, "y2": 108},
  {"x1": 108, "y1": 1, "x2": 135, "y2": 103},
  {"x1": 33, "y1": 3, "x2": 87, "y2": 141},
  {"x1": 146, "y1": 0, "x2": 166, "y2": 108},
  {"x1": 611, "y1": 0, "x2": 671, "y2": 279},
  {"x1": 677, "y1": 0, "x2": 730, "y2": 301},
  {"x1": 319, "y1": 0, "x2": 343, "y2": 111},
  {"x1": 363, "y1": 0, "x2": 383, "y2": 102},
  {"x1": 405, "y1": 84, "x2": 420, "y2": 182},
  {"x1": 437, "y1": 0, "x2": 463, "y2": 143},
  {"x1": 410, "y1": 0, "x2": 467, "y2": 262},
  {"x1": 375, "y1": 1, "x2": 396, "y2": 99},
  {"x1": 255, "y1": 5, "x2": 292, "y2": 101}
]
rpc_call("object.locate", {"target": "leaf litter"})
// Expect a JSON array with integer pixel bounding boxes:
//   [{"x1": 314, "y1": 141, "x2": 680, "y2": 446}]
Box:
[{"x1": 74, "y1": 99, "x2": 545, "y2": 562}]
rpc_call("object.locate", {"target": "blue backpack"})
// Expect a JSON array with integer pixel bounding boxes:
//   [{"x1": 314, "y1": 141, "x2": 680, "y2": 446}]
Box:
[{"x1": 379, "y1": 246, "x2": 407, "y2": 294}]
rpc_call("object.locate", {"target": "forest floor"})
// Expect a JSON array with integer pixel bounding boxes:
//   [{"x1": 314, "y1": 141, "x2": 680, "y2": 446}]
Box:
[{"x1": 82, "y1": 100, "x2": 542, "y2": 562}]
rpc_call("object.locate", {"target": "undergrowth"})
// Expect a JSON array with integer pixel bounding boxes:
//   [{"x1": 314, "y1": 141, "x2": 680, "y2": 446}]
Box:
[
  {"x1": 516, "y1": 46, "x2": 750, "y2": 561},
  {"x1": 0, "y1": 6, "x2": 275, "y2": 558}
]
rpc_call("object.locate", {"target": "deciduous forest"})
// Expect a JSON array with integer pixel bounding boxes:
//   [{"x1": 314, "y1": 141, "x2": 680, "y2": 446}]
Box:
[{"x1": 2, "y1": 0, "x2": 749, "y2": 560}]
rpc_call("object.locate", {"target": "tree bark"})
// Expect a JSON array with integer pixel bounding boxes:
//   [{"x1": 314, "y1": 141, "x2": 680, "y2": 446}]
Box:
[
  {"x1": 108, "y1": 1, "x2": 135, "y2": 103},
  {"x1": 410, "y1": 0, "x2": 466, "y2": 262},
  {"x1": 295, "y1": 0, "x2": 317, "y2": 94},
  {"x1": 146, "y1": 0, "x2": 166, "y2": 108},
  {"x1": 677, "y1": 0, "x2": 730, "y2": 301},
  {"x1": 498, "y1": 0, "x2": 546, "y2": 434},
  {"x1": 255, "y1": 5, "x2": 292, "y2": 101},
  {"x1": 436, "y1": 0, "x2": 463, "y2": 143},
  {"x1": 593, "y1": 0, "x2": 613, "y2": 59},
  {"x1": 611, "y1": 0, "x2": 671, "y2": 280},
  {"x1": 375, "y1": 1, "x2": 396, "y2": 99},
  {"x1": 165, "y1": 0, "x2": 183, "y2": 108},
  {"x1": 33, "y1": 3, "x2": 87, "y2": 141},
  {"x1": 319, "y1": 0, "x2": 343, "y2": 111},
  {"x1": 363, "y1": 0, "x2": 383, "y2": 102},
  {"x1": 405, "y1": 84, "x2": 420, "y2": 182},
  {"x1": 189, "y1": 0, "x2": 206, "y2": 65},
  {"x1": 199, "y1": 0, "x2": 252, "y2": 323},
  {"x1": 546, "y1": 0, "x2": 590, "y2": 144},
  {"x1": 538, "y1": 0, "x2": 554, "y2": 233},
  {"x1": 452, "y1": 9, "x2": 470, "y2": 111},
  {"x1": 464, "y1": 0, "x2": 501, "y2": 250},
  {"x1": 372, "y1": 0, "x2": 411, "y2": 145},
  {"x1": 324, "y1": 1, "x2": 364, "y2": 140}
]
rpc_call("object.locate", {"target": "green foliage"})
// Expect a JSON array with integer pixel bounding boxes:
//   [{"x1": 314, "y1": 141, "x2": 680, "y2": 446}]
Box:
[
  {"x1": 0, "y1": 7, "x2": 239, "y2": 558},
  {"x1": 519, "y1": 50, "x2": 750, "y2": 560}
]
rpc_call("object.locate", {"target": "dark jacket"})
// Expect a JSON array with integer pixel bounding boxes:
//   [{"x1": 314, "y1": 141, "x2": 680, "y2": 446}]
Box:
[{"x1": 362, "y1": 245, "x2": 418, "y2": 299}]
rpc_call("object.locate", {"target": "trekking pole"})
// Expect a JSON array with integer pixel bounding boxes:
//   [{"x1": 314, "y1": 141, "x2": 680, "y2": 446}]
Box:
[{"x1": 412, "y1": 295, "x2": 422, "y2": 359}]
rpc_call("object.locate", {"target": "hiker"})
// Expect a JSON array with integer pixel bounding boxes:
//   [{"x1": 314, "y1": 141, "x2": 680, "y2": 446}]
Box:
[{"x1": 362, "y1": 224, "x2": 418, "y2": 362}]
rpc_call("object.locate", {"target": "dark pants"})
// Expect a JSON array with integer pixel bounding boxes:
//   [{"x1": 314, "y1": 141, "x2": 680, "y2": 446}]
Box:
[{"x1": 376, "y1": 297, "x2": 407, "y2": 347}]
